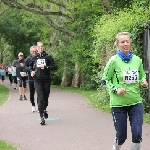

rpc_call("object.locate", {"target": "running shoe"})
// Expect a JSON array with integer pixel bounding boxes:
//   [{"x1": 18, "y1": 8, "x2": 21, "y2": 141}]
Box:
[
  {"x1": 32, "y1": 106, "x2": 36, "y2": 112},
  {"x1": 40, "y1": 118, "x2": 45, "y2": 125},
  {"x1": 24, "y1": 95, "x2": 27, "y2": 100},
  {"x1": 19, "y1": 95, "x2": 23, "y2": 100}
]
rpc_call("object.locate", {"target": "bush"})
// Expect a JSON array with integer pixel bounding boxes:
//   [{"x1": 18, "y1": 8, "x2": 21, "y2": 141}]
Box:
[{"x1": 92, "y1": 4, "x2": 150, "y2": 110}]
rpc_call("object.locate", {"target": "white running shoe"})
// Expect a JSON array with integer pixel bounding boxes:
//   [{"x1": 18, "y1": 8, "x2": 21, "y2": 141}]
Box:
[{"x1": 32, "y1": 106, "x2": 36, "y2": 112}]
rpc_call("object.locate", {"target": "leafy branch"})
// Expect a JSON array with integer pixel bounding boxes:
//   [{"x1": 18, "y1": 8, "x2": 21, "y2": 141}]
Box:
[{"x1": 1, "y1": 0, "x2": 74, "y2": 37}]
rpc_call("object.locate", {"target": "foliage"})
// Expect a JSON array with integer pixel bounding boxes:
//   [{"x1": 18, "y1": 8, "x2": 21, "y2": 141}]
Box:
[
  {"x1": 1, "y1": 0, "x2": 73, "y2": 36},
  {"x1": 93, "y1": 4, "x2": 149, "y2": 64},
  {"x1": 57, "y1": 0, "x2": 105, "y2": 89},
  {"x1": 0, "y1": 8, "x2": 51, "y2": 59},
  {"x1": 0, "y1": 37, "x2": 14, "y2": 64},
  {"x1": 0, "y1": 0, "x2": 150, "y2": 93},
  {"x1": 92, "y1": 3, "x2": 150, "y2": 109}
]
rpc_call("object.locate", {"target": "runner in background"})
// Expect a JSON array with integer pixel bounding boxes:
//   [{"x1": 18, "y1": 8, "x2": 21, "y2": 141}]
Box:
[
  {"x1": 0, "y1": 66, "x2": 6, "y2": 84},
  {"x1": 25, "y1": 46, "x2": 38, "y2": 112},
  {"x1": 5, "y1": 65, "x2": 8, "y2": 78},
  {"x1": 11, "y1": 62, "x2": 18, "y2": 90},
  {"x1": 8, "y1": 64, "x2": 13, "y2": 85},
  {"x1": 12, "y1": 52, "x2": 28, "y2": 100}
]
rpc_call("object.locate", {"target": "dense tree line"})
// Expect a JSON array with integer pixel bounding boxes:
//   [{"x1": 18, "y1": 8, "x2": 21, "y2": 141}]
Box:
[{"x1": 0, "y1": 0, "x2": 149, "y2": 90}]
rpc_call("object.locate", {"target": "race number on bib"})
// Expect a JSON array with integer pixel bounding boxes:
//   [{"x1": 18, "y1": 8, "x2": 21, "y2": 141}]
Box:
[
  {"x1": 20, "y1": 72, "x2": 28, "y2": 77},
  {"x1": 37, "y1": 59, "x2": 46, "y2": 67},
  {"x1": 123, "y1": 70, "x2": 139, "y2": 84}
]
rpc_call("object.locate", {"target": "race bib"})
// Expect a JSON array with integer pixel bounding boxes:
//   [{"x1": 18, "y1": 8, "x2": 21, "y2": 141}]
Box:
[
  {"x1": 123, "y1": 70, "x2": 139, "y2": 84},
  {"x1": 20, "y1": 72, "x2": 28, "y2": 77},
  {"x1": 37, "y1": 59, "x2": 46, "y2": 67}
]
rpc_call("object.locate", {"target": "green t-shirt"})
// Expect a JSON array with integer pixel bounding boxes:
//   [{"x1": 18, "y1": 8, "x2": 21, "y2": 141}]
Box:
[{"x1": 102, "y1": 54, "x2": 146, "y2": 107}]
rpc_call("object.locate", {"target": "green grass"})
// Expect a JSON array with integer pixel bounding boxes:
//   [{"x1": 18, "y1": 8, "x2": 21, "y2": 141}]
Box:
[
  {"x1": 0, "y1": 84, "x2": 17, "y2": 150},
  {"x1": 0, "y1": 140, "x2": 17, "y2": 150},
  {"x1": 52, "y1": 85, "x2": 150, "y2": 124},
  {"x1": 144, "y1": 113, "x2": 150, "y2": 124},
  {"x1": 0, "y1": 84, "x2": 10, "y2": 106}
]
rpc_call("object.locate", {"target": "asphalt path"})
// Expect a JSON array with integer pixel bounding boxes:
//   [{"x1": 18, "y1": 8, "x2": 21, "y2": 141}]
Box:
[{"x1": 0, "y1": 79, "x2": 150, "y2": 150}]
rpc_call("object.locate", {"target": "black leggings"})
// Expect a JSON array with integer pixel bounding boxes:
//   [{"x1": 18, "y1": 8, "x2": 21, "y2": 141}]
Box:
[
  {"x1": 12, "y1": 76, "x2": 17, "y2": 84},
  {"x1": 8, "y1": 74, "x2": 13, "y2": 84},
  {"x1": 34, "y1": 80, "x2": 50, "y2": 118},
  {"x1": 1, "y1": 75, "x2": 5, "y2": 82},
  {"x1": 28, "y1": 80, "x2": 38, "y2": 106}
]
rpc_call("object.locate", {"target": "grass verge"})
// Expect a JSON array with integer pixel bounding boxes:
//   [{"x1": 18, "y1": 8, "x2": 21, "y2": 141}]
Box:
[
  {"x1": 52, "y1": 85, "x2": 150, "y2": 124},
  {"x1": 0, "y1": 84, "x2": 10, "y2": 106},
  {"x1": 0, "y1": 140, "x2": 17, "y2": 150},
  {"x1": 0, "y1": 84, "x2": 17, "y2": 150}
]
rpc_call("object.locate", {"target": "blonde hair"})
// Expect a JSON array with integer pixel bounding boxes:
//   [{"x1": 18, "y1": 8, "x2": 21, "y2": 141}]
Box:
[
  {"x1": 37, "y1": 41, "x2": 44, "y2": 45},
  {"x1": 114, "y1": 32, "x2": 131, "y2": 48}
]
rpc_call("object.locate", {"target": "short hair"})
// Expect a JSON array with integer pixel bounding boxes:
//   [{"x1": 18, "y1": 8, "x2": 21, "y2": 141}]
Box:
[
  {"x1": 30, "y1": 46, "x2": 37, "y2": 52},
  {"x1": 114, "y1": 32, "x2": 131, "y2": 48}
]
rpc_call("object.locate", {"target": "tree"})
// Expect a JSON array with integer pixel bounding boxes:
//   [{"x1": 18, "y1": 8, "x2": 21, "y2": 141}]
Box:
[
  {"x1": 1, "y1": 0, "x2": 73, "y2": 37},
  {"x1": 0, "y1": 8, "x2": 51, "y2": 58}
]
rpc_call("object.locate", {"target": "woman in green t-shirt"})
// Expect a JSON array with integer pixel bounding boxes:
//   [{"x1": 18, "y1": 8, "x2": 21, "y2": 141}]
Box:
[{"x1": 102, "y1": 32, "x2": 148, "y2": 150}]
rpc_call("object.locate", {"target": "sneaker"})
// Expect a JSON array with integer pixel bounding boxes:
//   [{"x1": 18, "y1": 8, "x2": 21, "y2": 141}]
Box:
[
  {"x1": 40, "y1": 118, "x2": 45, "y2": 125},
  {"x1": 32, "y1": 106, "x2": 36, "y2": 112},
  {"x1": 43, "y1": 111, "x2": 48, "y2": 119},
  {"x1": 24, "y1": 95, "x2": 27, "y2": 100},
  {"x1": 19, "y1": 95, "x2": 23, "y2": 100}
]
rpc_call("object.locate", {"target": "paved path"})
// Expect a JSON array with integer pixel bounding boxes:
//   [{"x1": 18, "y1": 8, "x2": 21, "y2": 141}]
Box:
[{"x1": 0, "y1": 79, "x2": 150, "y2": 150}]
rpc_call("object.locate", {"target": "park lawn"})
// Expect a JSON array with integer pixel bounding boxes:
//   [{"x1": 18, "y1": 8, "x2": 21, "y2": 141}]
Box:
[
  {"x1": 0, "y1": 140, "x2": 17, "y2": 150},
  {"x1": 0, "y1": 84, "x2": 10, "y2": 106}
]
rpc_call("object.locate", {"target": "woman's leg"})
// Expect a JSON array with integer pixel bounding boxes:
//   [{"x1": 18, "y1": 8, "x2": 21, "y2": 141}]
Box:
[
  {"x1": 129, "y1": 103, "x2": 143, "y2": 150},
  {"x1": 111, "y1": 107, "x2": 128, "y2": 149}
]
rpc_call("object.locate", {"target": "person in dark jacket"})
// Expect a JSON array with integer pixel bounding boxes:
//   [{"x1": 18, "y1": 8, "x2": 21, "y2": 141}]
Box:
[
  {"x1": 12, "y1": 52, "x2": 28, "y2": 100},
  {"x1": 25, "y1": 46, "x2": 38, "y2": 112},
  {"x1": 31, "y1": 41, "x2": 57, "y2": 125}
]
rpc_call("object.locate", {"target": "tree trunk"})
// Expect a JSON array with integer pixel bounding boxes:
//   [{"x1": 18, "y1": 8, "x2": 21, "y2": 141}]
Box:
[
  {"x1": 71, "y1": 62, "x2": 80, "y2": 87},
  {"x1": 61, "y1": 56, "x2": 72, "y2": 86}
]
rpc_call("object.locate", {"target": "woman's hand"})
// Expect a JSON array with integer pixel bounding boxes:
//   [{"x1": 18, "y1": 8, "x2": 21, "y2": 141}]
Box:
[
  {"x1": 116, "y1": 88, "x2": 128, "y2": 95},
  {"x1": 141, "y1": 80, "x2": 148, "y2": 88}
]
